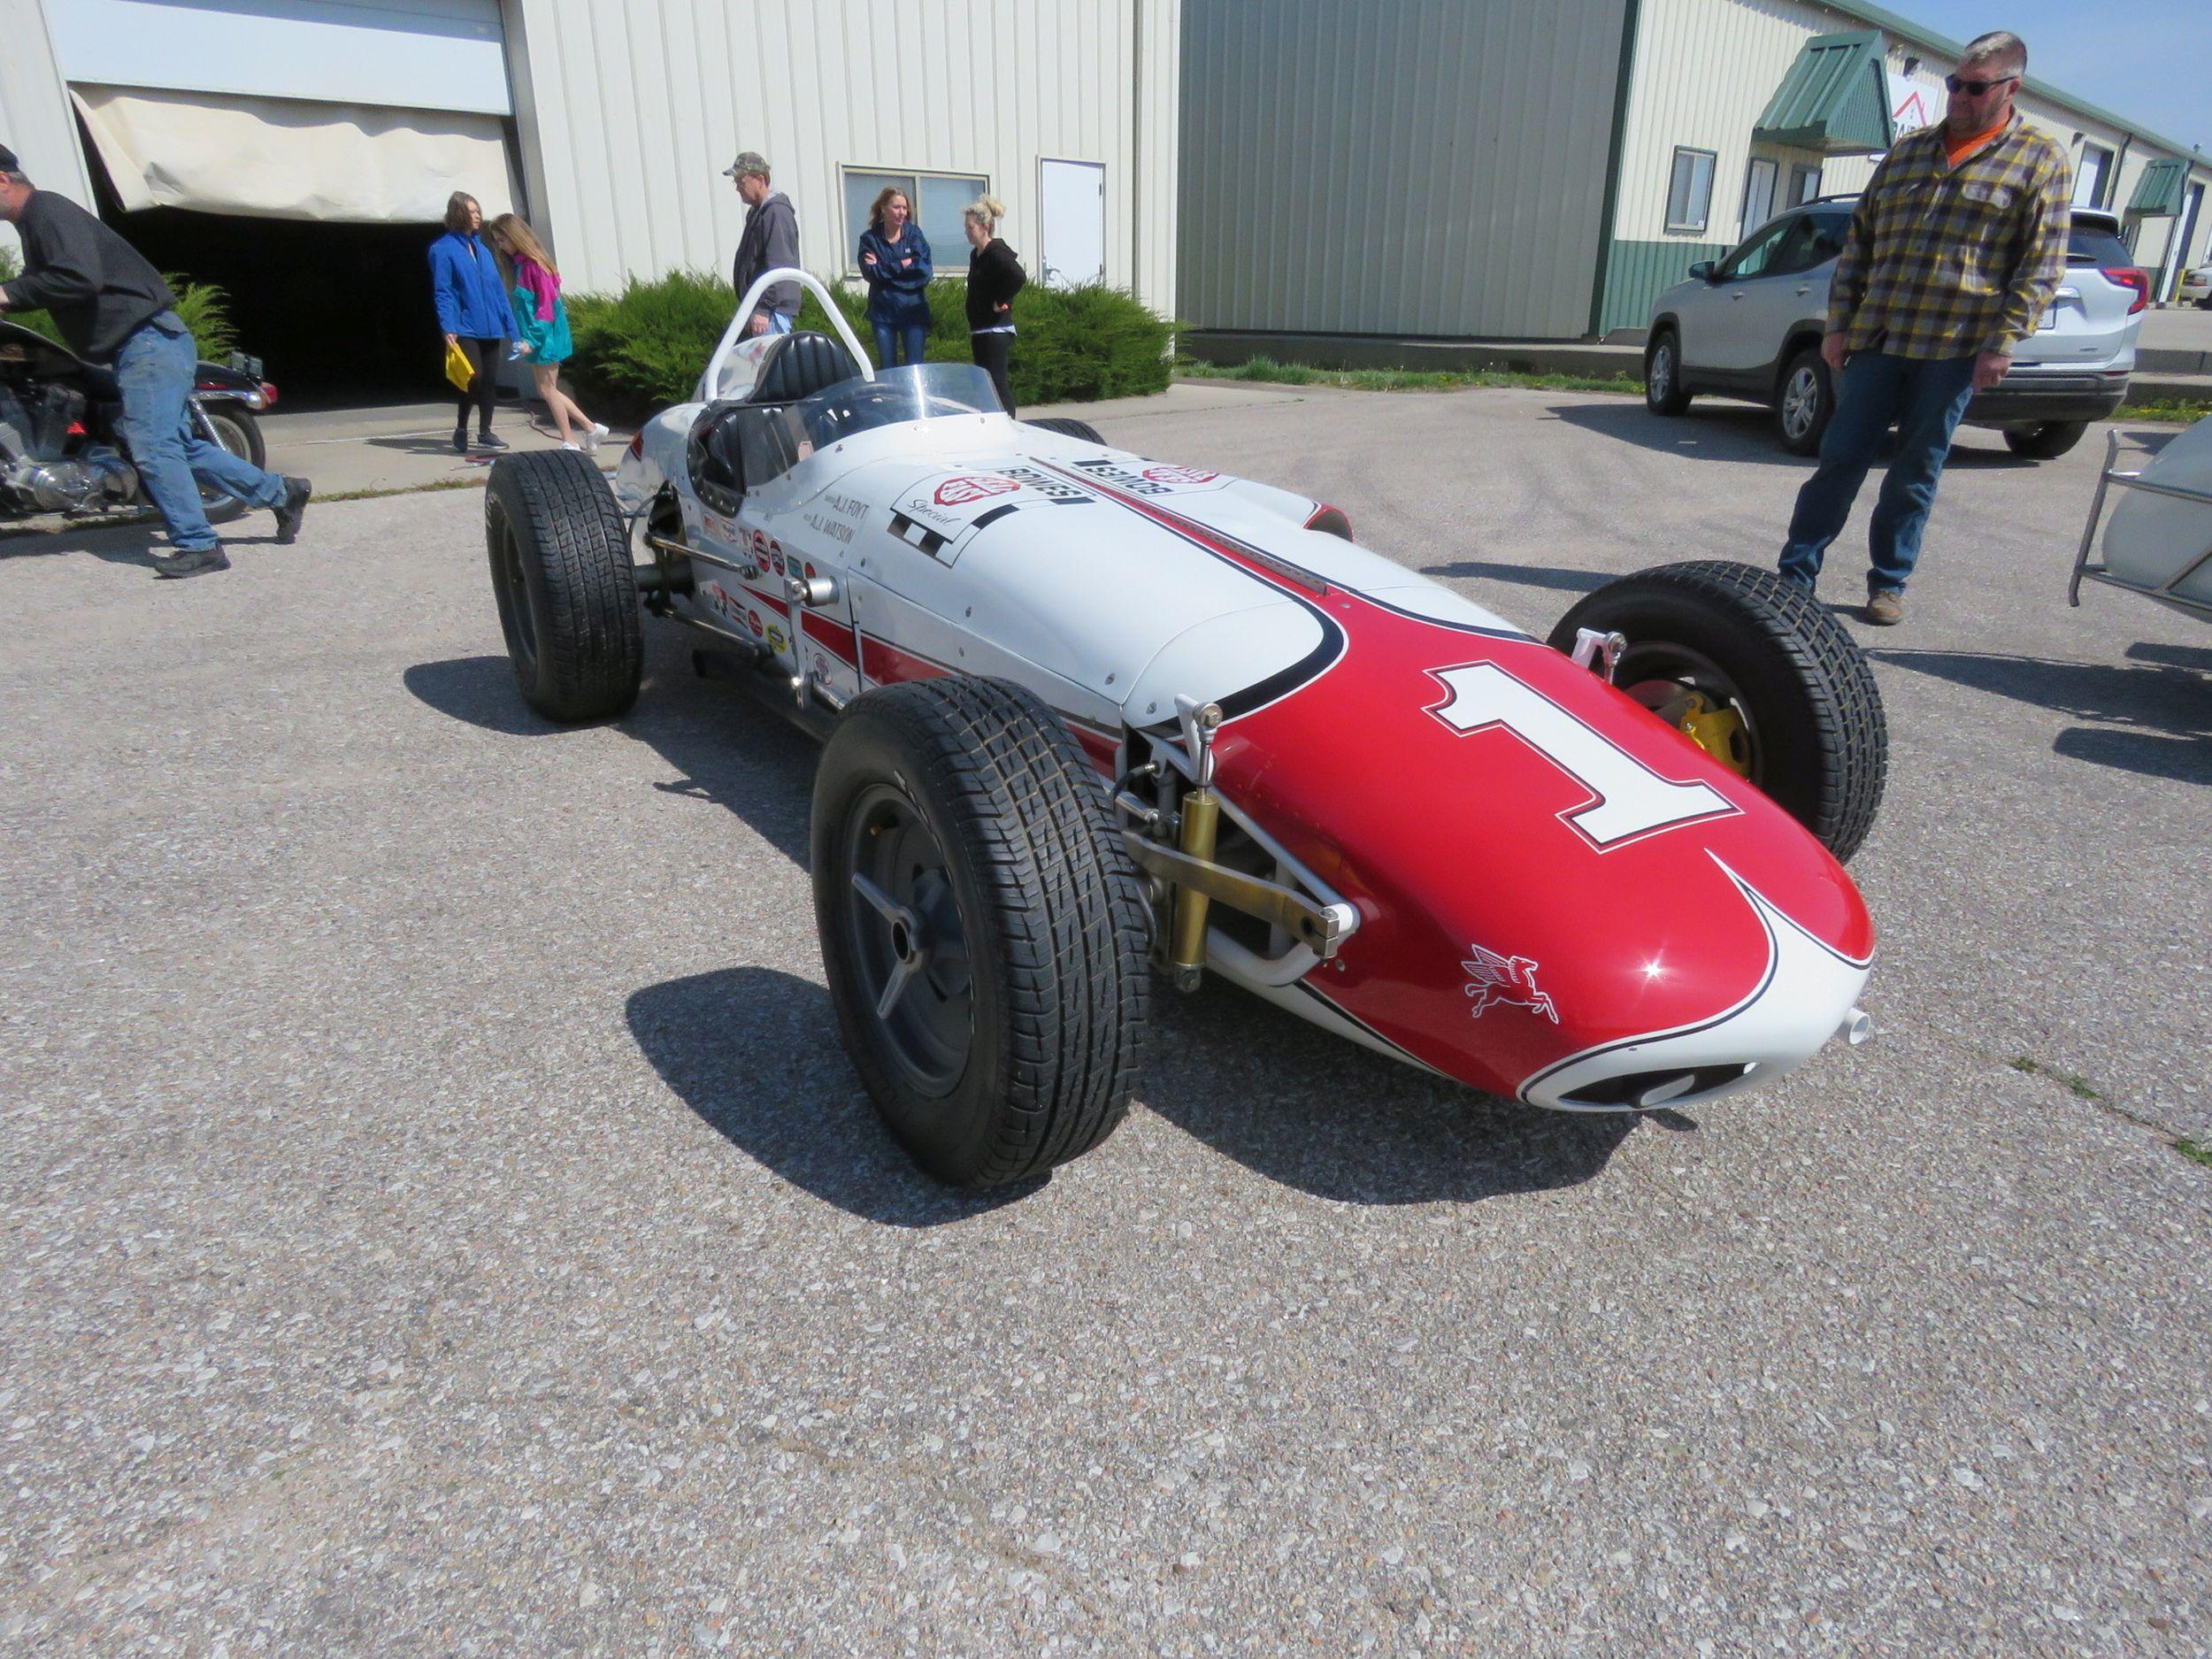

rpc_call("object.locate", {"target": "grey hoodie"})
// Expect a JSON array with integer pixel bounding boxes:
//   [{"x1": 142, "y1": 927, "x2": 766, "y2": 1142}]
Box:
[{"x1": 732, "y1": 190, "x2": 800, "y2": 319}]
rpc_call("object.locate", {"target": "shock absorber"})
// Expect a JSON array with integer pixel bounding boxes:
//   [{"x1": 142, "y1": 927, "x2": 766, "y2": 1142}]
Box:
[{"x1": 1168, "y1": 697, "x2": 1224, "y2": 992}]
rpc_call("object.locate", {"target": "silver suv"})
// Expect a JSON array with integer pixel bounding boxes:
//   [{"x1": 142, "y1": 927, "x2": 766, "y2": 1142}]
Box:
[{"x1": 1643, "y1": 202, "x2": 2146, "y2": 459}]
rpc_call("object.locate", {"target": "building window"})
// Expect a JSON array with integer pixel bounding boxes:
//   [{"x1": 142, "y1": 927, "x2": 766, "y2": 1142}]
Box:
[
  {"x1": 841, "y1": 167, "x2": 988, "y2": 274},
  {"x1": 2075, "y1": 143, "x2": 2113, "y2": 209},
  {"x1": 1666, "y1": 148, "x2": 1717, "y2": 234},
  {"x1": 1741, "y1": 157, "x2": 1778, "y2": 234},
  {"x1": 1789, "y1": 164, "x2": 1824, "y2": 206}
]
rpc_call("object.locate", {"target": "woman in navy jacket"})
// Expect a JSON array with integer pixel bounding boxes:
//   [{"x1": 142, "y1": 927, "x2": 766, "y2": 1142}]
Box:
[
  {"x1": 856, "y1": 187, "x2": 933, "y2": 369},
  {"x1": 429, "y1": 192, "x2": 512, "y2": 453}
]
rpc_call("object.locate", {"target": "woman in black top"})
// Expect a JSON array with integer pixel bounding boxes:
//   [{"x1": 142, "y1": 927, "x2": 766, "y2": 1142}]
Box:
[{"x1": 962, "y1": 196, "x2": 1025, "y2": 415}]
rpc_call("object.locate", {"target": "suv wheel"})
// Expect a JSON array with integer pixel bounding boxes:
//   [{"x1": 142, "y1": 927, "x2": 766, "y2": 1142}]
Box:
[
  {"x1": 1645, "y1": 329, "x2": 1691, "y2": 416},
  {"x1": 1776, "y1": 347, "x2": 1832, "y2": 457},
  {"x1": 2002, "y1": 421, "x2": 2088, "y2": 460}
]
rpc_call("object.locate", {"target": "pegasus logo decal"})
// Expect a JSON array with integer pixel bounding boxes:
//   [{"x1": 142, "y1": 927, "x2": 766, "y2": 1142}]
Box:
[{"x1": 1463, "y1": 943, "x2": 1558, "y2": 1023}]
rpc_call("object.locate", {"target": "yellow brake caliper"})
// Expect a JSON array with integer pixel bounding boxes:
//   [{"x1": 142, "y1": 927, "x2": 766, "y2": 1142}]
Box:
[{"x1": 1671, "y1": 692, "x2": 1752, "y2": 777}]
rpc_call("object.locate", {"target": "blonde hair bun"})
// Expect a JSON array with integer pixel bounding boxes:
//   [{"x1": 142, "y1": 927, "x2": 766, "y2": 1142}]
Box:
[{"x1": 967, "y1": 194, "x2": 1007, "y2": 227}]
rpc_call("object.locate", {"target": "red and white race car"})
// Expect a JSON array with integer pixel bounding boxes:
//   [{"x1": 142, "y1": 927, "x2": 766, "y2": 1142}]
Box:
[{"x1": 482, "y1": 270, "x2": 1886, "y2": 1187}]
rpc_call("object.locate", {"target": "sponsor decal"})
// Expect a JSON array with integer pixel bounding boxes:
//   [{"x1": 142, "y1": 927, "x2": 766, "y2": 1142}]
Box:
[
  {"x1": 934, "y1": 473, "x2": 1019, "y2": 506},
  {"x1": 995, "y1": 465, "x2": 1094, "y2": 504},
  {"x1": 1462, "y1": 943, "x2": 1558, "y2": 1024},
  {"x1": 765, "y1": 624, "x2": 787, "y2": 651},
  {"x1": 1070, "y1": 456, "x2": 1232, "y2": 497},
  {"x1": 702, "y1": 580, "x2": 741, "y2": 621},
  {"x1": 747, "y1": 609, "x2": 764, "y2": 638}
]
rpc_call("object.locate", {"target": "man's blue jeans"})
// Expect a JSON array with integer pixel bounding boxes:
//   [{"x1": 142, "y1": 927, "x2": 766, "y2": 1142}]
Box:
[
  {"x1": 1777, "y1": 349, "x2": 1978, "y2": 595},
  {"x1": 872, "y1": 319, "x2": 927, "y2": 368},
  {"x1": 112, "y1": 313, "x2": 286, "y2": 553}
]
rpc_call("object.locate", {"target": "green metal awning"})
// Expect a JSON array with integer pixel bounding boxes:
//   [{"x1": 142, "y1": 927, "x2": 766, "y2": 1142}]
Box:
[
  {"x1": 1754, "y1": 31, "x2": 1896, "y2": 156},
  {"x1": 2127, "y1": 158, "x2": 2188, "y2": 216}
]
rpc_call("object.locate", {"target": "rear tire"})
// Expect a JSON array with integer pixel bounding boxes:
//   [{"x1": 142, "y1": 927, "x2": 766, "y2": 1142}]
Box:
[
  {"x1": 1025, "y1": 416, "x2": 1107, "y2": 445},
  {"x1": 2002, "y1": 420, "x2": 2088, "y2": 460},
  {"x1": 484, "y1": 450, "x2": 642, "y2": 721},
  {"x1": 1775, "y1": 347, "x2": 1832, "y2": 457},
  {"x1": 1644, "y1": 329, "x2": 1692, "y2": 416},
  {"x1": 812, "y1": 677, "x2": 1150, "y2": 1188},
  {"x1": 1548, "y1": 560, "x2": 1887, "y2": 863}
]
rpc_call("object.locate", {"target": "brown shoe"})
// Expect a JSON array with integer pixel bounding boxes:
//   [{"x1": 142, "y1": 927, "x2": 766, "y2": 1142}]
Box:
[{"x1": 1864, "y1": 590, "x2": 1904, "y2": 626}]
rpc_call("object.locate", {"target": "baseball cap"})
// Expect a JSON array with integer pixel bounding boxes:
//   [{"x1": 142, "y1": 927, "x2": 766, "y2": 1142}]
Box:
[{"x1": 723, "y1": 150, "x2": 769, "y2": 180}]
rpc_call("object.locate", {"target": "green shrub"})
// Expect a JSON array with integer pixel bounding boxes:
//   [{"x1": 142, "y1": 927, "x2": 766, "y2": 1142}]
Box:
[
  {"x1": 0, "y1": 246, "x2": 236, "y2": 360},
  {"x1": 565, "y1": 265, "x2": 1177, "y2": 418}
]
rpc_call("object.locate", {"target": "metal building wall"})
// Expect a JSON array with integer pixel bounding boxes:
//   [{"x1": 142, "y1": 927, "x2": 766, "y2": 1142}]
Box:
[
  {"x1": 503, "y1": 0, "x2": 1178, "y2": 313},
  {"x1": 1177, "y1": 0, "x2": 1632, "y2": 340}
]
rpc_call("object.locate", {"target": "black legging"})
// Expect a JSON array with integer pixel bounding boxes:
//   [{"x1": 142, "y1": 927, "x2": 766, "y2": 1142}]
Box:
[
  {"x1": 971, "y1": 331, "x2": 1015, "y2": 418},
  {"x1": 453, "y1": 336, "x2": 501, "y2": 434}
]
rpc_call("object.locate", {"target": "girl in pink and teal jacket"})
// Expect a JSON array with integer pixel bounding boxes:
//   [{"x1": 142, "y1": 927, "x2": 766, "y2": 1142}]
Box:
[{"x1": 488, "y1": 213, "x2": 608, "y2": 452}]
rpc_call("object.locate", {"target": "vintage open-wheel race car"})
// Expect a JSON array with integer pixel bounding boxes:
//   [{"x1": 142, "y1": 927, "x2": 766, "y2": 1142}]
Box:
[{"x1": 480, "y1": 270, "x2": 1887, "y2": 1187}]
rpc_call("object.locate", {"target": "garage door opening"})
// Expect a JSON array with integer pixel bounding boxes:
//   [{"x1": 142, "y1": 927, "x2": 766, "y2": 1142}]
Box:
[
  {"x1": 93, "y1": 200, "x2": 452, "y2": 407},
  {"x1": 69, "y1": 80, "x2": 521, "y2": 406}
]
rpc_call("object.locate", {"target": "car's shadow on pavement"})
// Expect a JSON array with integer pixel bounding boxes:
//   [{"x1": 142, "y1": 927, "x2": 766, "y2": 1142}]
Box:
[
  {"x1": 414, "y1": 637, "x2": 1640, "y2": 1211},
  {"x1": 1548, "y1": 401, "x2": 2037, "y2": 469},
  {"x1": 626, "y1": 964, "x2": 1045, "y2": 1227},
  {"x1": 1420, "y1": 558, "x2": 1610, "y2": 595},
  {"x1": 1140, "y1": 982, "x2": 1638, "y2": 1203},
  {"x1": 1871, "y1": 642, "x2": 2212, "y2": 786}
]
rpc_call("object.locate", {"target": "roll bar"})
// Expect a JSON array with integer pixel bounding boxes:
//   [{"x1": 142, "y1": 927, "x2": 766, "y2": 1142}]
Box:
[{"x1": 699, "y1": 267, "x2": 875, "y2": 403}]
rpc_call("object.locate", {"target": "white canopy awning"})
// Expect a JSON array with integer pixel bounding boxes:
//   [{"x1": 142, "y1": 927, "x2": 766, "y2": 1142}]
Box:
[{"x1": 71, "y1": 85, "x2": 517, "y2": 224}]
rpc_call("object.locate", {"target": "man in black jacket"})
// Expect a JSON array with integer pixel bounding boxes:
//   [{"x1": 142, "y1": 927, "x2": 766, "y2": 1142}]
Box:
[
  {"x1": 0, "y1": 143, "x2": 307, "y2": 577},
  {"x1": 725, "y1": 151, "x2": 800, "y2": 337}
]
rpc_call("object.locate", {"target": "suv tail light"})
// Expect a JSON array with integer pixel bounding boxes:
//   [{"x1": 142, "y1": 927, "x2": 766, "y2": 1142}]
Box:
[
  {"x1": 2103, "y1": 266, "x2": 2150, "y2": 314},
  {"x1": 627, "y1": 430, "x2": 645, "y2": 459}
]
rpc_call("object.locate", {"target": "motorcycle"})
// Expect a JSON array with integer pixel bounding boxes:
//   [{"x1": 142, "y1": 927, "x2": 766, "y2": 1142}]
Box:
[{"x1": 0, "y1": 319, "x2": 277, "y2": 526}]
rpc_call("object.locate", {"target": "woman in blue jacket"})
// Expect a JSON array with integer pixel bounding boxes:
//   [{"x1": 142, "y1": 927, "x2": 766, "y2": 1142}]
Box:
[
  {"x1": 428, "y1": 192, "x2": 512, "y2": 453},
  {"x1": 856, "y1": 187, "x2": 933, "y2": 368}
]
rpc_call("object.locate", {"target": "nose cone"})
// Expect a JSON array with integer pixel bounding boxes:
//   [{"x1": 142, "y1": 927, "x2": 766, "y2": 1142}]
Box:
[{"x1": 1208, "y1": 620, "x2": 1874, "y2": 1110}]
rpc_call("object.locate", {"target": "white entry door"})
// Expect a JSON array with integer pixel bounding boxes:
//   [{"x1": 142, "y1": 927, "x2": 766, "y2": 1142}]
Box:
[{"x1": 1039, "y1": 158, "x2": 1105, "y2": 288}]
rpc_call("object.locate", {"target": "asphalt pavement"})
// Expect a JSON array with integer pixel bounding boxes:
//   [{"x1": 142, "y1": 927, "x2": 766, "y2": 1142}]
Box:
[{"x1": 3, "y1": 385, "x2": 2208, "y2": 1655}]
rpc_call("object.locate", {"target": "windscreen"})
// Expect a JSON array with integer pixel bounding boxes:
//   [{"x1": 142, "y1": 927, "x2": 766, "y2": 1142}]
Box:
[{"x1": 790, "y1": 362, "x2": 1005, "y2": 449}]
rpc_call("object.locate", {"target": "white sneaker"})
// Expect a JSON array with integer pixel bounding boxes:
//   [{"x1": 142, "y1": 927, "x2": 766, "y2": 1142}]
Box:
[
  {"x1": 585, "y1": 422, "x2": 609, "y2": 453},
  {"x1": 561, "y1": 441, "x2": 582, "y2": 451}
]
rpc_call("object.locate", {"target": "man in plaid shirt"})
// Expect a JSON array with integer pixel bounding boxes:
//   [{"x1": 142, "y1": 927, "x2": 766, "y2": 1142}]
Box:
[{"x1": 1777, "y1": 29, "x2": 2070, "y2": 625}]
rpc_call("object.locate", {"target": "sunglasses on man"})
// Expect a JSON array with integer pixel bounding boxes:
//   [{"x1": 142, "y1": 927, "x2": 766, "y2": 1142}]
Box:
[{"x1": 1945, "y1": 73, "x2": 2018, "y2": 96}]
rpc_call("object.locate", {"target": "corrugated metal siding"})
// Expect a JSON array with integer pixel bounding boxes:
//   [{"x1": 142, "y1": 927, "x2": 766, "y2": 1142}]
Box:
[
  {"x1": 1599, "y1": 239, "x2": 1730, "y2": 334},
  {"x1": 1178, "y1": 0, "x2": 1630, "y2": 339},
  {"x1": 504, "y1": 0, "x2": 1177, "y2": 311}
]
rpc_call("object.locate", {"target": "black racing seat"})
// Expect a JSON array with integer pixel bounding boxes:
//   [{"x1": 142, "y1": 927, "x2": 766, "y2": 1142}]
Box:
[
  {"x1": 748, "y1": 330, "x2": 861, "y2": 405},
  {"x1": 688, "y1": 332, "x2": 862, "y2": 513}
]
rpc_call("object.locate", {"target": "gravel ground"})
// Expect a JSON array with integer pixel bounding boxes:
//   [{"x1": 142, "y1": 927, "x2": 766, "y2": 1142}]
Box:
[{"x1": 3, "y1": 386, "x2": 2208, "y2": 1656}]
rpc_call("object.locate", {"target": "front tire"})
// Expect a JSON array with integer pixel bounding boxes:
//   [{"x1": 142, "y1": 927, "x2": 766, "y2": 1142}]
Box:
[
  {"x1": 1025, "y1": 416, "x2": 1107, "y2": 445},
  {"x1": 1775, "y1": 347, "x2": 1832, "y2": 456},
  {"x1": 812, "y1": 677, "x2": 1150, "y2": 1188},
  {"x1": 1644, "y1": 328, "x2": 1691, "y2": 416},
  {"x1": 2002, "y1": 420, "x2": 2087, "y2": 459},
  {"x1": 484, "y1": 450, "x2": 642, "y2": 720},
  {"x1": 1548, "y1": 561, "x2": 1887, "y2": 863}
]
